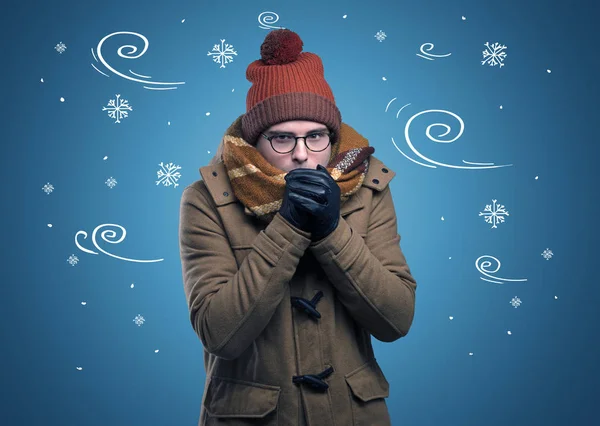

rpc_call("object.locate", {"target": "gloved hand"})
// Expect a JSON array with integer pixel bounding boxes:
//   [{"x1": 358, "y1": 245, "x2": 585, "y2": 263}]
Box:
[
  {"x1": 279, "y1": 170, "x2": 314, "y2": 233},
  {"x1": 284, "y1": 164, "x2": 341, "y2": 241}
]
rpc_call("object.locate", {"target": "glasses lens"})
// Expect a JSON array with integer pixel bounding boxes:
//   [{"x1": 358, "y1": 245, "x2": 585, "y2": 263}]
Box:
[
  {"x1": 305, "y1": 133, "x2": 330, "y2": 152},
  {"x1": 272, "y1": 135, "x2": 296, "y2": 153}
]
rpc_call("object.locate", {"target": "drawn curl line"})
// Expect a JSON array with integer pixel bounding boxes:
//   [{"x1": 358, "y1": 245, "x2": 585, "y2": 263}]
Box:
[
  {"x1": 91, "y1": 31, "x2": 185, "y2": 90},
  {"x1": 75, "y1": 223, "x2": 164, "y2": 263},
  {"x1": 387, "y1": 104, "x2": 513, "y2": 169},
  {"x1": 258, "y1": 11, "x2": 285, "y2": 29},
  {"x1": 475, "y1": 255, "x2": 527, "y2": 284},
  {"x1": 416, "y1": 43, "x2": 452, "y2": 60}
]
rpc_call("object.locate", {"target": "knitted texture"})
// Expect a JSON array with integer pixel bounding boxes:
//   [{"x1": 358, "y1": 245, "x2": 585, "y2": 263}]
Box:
[
  {"x1": 221, "y1": 115, "x2": 375, "y2": 224},
  {"x1": 241, "y1": 29, "x2": 341, "y2": 144}
]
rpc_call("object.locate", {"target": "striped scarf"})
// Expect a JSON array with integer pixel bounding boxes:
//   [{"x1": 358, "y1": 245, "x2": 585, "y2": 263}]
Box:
[{"x1": 221, "y1": 115, "x2": 375, "y2": 224}]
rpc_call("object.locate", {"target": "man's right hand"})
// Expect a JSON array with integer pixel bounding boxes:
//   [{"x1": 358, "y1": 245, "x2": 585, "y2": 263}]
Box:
[{"x1": 279, "y1": 170, "x2": 312, "y2": 233}]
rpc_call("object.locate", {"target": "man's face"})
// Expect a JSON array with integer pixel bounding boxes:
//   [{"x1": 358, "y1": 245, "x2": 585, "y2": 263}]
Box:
[{"x1": 256, "y1": 120, "x2": 332, "y2": 172}]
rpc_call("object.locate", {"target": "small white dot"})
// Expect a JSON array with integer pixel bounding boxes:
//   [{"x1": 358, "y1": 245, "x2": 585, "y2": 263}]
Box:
[
  {"x1": 130, "y1": 283, "x2": 135, "y2": 288},
  {"x1": 155, "y1": 349, "x2": 160, "y2": 353},
  {"x1": 207, "y1": 150, "x2": 211, "y2": 154},
  {"x1": 181, "y1": 18, "x2": 185, "y2": 23},
  {"x1": 507, "y1": 330, "x2": 512, "y2": 335},
  {"x1": 448, "y1": 256, "x2": 452, "y2": 259},
  {"x1": 168, "y1": 121, "x2": 171, "y2": 126},
  {"x1": 461, "y1": 16, "x2": 466, "y2": 20},
  {"x1": 103, "y1": 156, "x2": 108, "y2": 160},
  {"x1": 81, "y1": 301, "x2": 87, "y2": 305},
  {"x1": 76, "y1": 367, "x2": 83, "y2": 370},
  {"x1": 382, "y1": 77, "x2": 387, "y2": 81},
  {"x1": 555, "y1": 296, "x2": 558, "y2": 299},
  {"x1": 232, "y1": 88, "x2": 235, "y2": 92},
  {"x1": 449, "y1": 316, "x2": 453, "y2": 320},
  {"x1": 40, "y1": 78, "x2": 44, "y2": 83},
  {"x1": 343, "y1": 14, "x2": 347, "y2": 19},
  {"x1": 535, "y1": 175, "x2": 539, "y2": 180},
  {"x1": 468, "y1": 352, "x2": 473, "y2": 356},
  {"x1": 499, "y1": 105, "x2": 503, "y2": 109},
  {"x1": 206, "y1": 112, "x2": 210, "y2": 116},
  {"x1": 547, "y1": 69, "x2": 552, "y2": 73},
  {"x1": 47, "y1": 223, "x2": 52, "y2": 228},
  {"x1": 441, "y1": 216, "x2": 445, "y2": 221},
  {"x1": 60, "y1": 97, "x2": 65, "y2": 102}
]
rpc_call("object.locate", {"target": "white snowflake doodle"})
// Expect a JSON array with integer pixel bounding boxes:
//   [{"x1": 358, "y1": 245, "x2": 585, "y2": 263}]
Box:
[
  {"x1": 208, "y1": 39, "x2": 238, "y2": 68},
  {"x1": 102, "y1": 94, "x2": 133, "y2": 123},
  {"x1": 375, "y1": 30, "x2": 387, "y2": 42},
  {"x1": 133, "y1": 314, "x2": 145, "y2": 326},
  {"x1": 42, "y1": 182, "x2": 54, "y2": 194},
  {"x1": 482, "y1": 42, "x2": 507, "y2": 67},
  {"x1": 55, "y1": 42, "x2": 67, "y2": 54},
  {"x1": 541, "y1": 248, "x2": 553, "y2": 260},
  {"x1": 479, "y1": 199, "x2": 510, "y2": 228},
  {"x1": 105, "y1": 177, "x2": 117, "y2": 188},
  {"x1": 510, "y1": 296, "x2": 521, "y2": 308},
  {"x1": 156, "y1": 162, "x2": 182, "y2": 188},
  {"x1": 67, "y1": 254, "x2": 79, "y2": 266}
]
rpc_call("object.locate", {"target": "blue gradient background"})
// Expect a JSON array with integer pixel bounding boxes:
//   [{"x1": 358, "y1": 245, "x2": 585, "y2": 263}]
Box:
[{"x1": 2, "y1": 0, "x2": 599, "y2": 425}]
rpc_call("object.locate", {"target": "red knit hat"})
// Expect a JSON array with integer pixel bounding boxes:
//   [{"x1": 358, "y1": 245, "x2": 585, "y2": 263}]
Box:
[{"x1": 241, "y1": 29, "x2": 342, "y2": 145}]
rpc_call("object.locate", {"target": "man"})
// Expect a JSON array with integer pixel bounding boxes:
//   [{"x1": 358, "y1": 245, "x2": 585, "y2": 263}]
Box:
[{"x1": 180, "y1": 28, "x2": 417, "y2": 425}]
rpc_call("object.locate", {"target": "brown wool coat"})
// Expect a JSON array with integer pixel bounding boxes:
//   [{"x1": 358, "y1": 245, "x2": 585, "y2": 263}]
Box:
[{"x1": 179, "y1": 154, "x2": 417, "y2": 426}]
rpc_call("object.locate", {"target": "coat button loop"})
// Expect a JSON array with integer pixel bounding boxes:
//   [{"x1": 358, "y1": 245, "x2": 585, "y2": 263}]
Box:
[
  {"x1": 292, "y1": 366, "x2": 334, "y2": 392},
  {"x1": 223, "y1": 191, "x2": 229, "y2": 197},
  {"x1": 382, "y1": 168, "x2": 388, "y2": 173},
  {"x1": 372, "y1": 178, "x2": 379, "y2": 184},
  {"x1": 212, "y1": 171, "x2": 218, "y2": 176},
  {"x1": 291, "y1": 291, "x2": 324, "y2": 319}
]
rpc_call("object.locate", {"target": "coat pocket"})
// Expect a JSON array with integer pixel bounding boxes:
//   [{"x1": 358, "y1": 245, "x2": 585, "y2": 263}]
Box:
[
  {"x1": 203, "y1": 376, "x2": 280, "y2": 425},
  {"x1": 345, "y1": 359, "x2": 391, "y2": 426}
]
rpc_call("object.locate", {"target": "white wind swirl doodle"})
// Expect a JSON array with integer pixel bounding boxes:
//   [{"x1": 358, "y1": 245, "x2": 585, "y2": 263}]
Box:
[
  {"x1": 475, "y1": 255, "x2": 527, "y2": 284},
  {"x1": 258, "y1": 11, "x2": 285, "y2": 29},
  {"x1": 416, "y1": 43, "x2": 451, "y2": 61},
  {"x1": 386, "y1": 99, "x2": 513, "y2": 169},
  {"x1": 75, "y1": 223, "x2": 164, "y2": 263},
  {"x1": 90, "y1": 31, "x2": 185, "y2": 90}
]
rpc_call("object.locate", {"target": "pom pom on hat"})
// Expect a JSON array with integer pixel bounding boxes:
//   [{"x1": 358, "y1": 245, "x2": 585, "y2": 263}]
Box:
[{"x1": 260, "y1": 29, "x2": 304, "y2": 65}]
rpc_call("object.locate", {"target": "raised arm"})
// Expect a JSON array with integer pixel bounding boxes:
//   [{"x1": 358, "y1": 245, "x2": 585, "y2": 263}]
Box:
[
  {"x1": 309, "y1": 186, "x2": 417, "y2": 341},
  {"x1": 179, "y1": 184, "x2": 311, "y2": 360}
]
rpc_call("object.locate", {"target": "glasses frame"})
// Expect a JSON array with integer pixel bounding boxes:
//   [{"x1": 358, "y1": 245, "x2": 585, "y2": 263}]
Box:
[{"x1": 260, "y1": 131, "x2": 334, "y2": 154}]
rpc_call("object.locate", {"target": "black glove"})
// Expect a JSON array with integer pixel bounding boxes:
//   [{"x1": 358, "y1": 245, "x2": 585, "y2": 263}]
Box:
[
  {"x1": 279, "y1": 170, "x2": 314, "y2": 233},
  {"x1": 284, "y1": 164, "x2": 341, "y2": 241}
]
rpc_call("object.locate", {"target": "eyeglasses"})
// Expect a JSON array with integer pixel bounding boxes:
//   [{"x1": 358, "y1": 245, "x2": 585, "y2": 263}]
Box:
[{"x1": 260, "y1": 131, "x2": 333, "y2": 154}]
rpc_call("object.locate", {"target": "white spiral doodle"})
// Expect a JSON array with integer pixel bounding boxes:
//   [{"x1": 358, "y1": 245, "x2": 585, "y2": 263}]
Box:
[
  {"x1": 75, "y1": 223, "x2": 164, "y2": 263},
  {"x1": 90, "y1": 31, "x2": 185, "y2": 90},
  {"x1": 475, "y1": 255, "x2": 527, "y2": 284},
  {"x1": 388, "y1": 105, "x2": 513, "y2": 169},
  {"x1": 416, "y1": 43, "x2": 451, "y2": 60},
  {"x1": 258, "y1": 11, "x2": 285, "y2": 29}
]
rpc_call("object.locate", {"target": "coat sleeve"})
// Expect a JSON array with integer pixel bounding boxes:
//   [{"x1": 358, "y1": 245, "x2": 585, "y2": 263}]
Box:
[
  {"x1": 179, "y1": 184, "x2": 312, "y2": 360},
  {"x1": 308, "y1": 185, "x2": 417, "y2": 342}
]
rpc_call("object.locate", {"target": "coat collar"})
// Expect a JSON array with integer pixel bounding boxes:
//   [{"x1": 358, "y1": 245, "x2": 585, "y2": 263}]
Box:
[{"x1": 199, "y1": 155, "x2": 396, "y2": 218}]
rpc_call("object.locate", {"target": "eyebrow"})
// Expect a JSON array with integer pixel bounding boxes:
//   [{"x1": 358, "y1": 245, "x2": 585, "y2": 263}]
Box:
[{"x1": 265, "y1": 127, "x2": 328, "y2": 136}]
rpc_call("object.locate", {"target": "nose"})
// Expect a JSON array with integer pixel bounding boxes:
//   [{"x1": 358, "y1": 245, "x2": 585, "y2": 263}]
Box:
[{"x1": 291, "y1": 138, "x2": 309, "y2": 160}]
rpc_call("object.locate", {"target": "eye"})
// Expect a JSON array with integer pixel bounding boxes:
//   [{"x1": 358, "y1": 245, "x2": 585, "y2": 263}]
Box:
[
  {"x1": 307, "y1": 132, "x2": 324, "y2": 140},
  {"x1": 273, "y1": 134, "x2": 293, "y2": 142}
]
